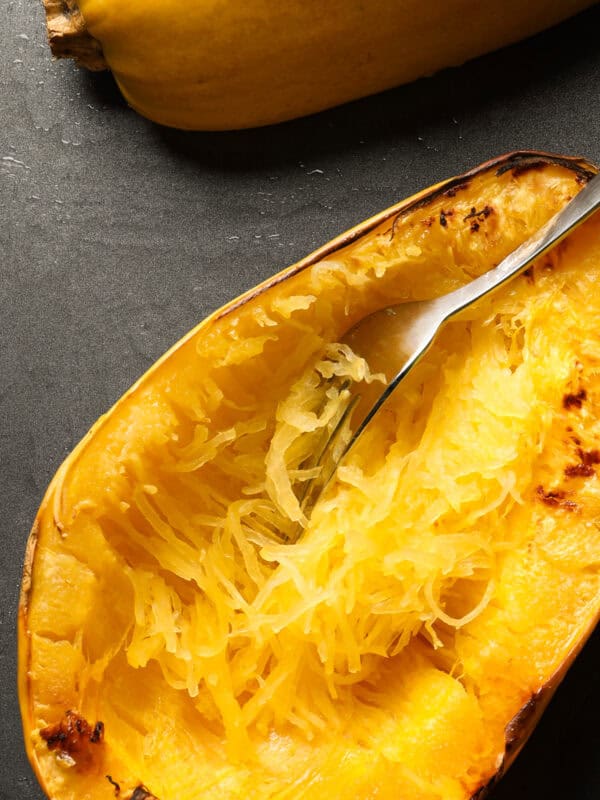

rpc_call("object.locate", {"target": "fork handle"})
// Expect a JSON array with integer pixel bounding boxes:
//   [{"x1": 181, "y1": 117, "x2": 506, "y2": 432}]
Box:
[{"x1": 433, "y1": 172, "x2": 600, "y2": 322}]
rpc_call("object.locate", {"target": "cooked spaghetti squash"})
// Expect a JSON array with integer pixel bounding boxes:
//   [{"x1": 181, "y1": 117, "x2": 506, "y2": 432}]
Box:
[{"x1": 20, "y1": 152, "x2": 600, "y2": 800}]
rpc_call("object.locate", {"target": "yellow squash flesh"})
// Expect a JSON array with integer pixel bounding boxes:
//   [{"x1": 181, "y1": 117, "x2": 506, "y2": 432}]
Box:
[
  {"x1": 20, "y1": 152, "x2": 600, "y2": 800},
  {"x1": 43, "y1": 1, "x2": 596, "y2": 129}
]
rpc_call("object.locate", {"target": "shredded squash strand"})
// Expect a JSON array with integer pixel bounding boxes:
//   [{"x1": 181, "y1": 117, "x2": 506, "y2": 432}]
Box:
[{"x1": 109, "y1": 259, "x2": 594, "y2": 752}]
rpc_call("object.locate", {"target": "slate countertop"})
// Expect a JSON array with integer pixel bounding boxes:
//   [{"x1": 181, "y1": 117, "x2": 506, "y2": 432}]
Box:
[{"x1": 2, "y1": 3, "x2": 599, "y2": 799}]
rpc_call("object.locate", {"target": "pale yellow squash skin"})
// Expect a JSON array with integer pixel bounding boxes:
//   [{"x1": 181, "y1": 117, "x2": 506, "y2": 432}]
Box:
[{"x1": 72, "y1": 0, "x2": 595, "y2": 129}]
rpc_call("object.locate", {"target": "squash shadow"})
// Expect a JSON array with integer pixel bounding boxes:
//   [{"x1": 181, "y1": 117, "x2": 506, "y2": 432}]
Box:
[{"x1": 143, "y1": 4, "x2": 600, "y2": 173}]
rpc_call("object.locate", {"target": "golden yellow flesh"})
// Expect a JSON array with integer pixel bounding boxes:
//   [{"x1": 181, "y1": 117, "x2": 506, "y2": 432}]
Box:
[
  {"x1": 20, "y1": 157, "x2": 600, "y2": 800},
  {"x1": 74, "y1": 0, "x2": 595, "y2": 129}
]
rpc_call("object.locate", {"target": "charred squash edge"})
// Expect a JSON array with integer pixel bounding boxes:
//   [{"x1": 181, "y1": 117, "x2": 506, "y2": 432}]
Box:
[{"x1": 18, "y1": 150, "x2": 599, "y2": 800}]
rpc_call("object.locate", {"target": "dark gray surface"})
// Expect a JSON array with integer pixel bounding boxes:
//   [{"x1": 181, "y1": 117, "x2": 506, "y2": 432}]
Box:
[{"x1": 2, "y1": 2, "x2": 600, "y2": 798}]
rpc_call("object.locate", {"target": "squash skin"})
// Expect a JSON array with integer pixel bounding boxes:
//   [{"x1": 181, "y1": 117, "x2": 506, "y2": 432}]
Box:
[
  {"x1": 19, "y1": 151, "x2": 600, "y2": 799},
  {"x1": 42, "y1": 1, "x2": 596, "y2": 130}
]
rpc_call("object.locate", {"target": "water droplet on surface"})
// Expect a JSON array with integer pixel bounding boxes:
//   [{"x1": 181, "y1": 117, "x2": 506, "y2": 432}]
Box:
[{"x1": 2, "y1": 156, "x2": 29, "y2": 169}]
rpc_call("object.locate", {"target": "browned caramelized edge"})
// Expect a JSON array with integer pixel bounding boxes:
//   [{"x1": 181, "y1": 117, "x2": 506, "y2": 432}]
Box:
[
  {"x1": 128, "y1": 787, "x2": 159, "y2": 800},
  {"x1": 40, "y1": 709, "x2": 105, "y2": 757},
  {"x1": 469, "y1": 600, "x2": 600, "y2": 799},
  {"x1": 216, "y1": 151, "x2": 597, "y2": 321},
  {"x1": 468, "y1": 688, "x2": 557, "y2": 799},
  {"x1": 104, "y1": 779, "x2": 159, "y2": 799}
]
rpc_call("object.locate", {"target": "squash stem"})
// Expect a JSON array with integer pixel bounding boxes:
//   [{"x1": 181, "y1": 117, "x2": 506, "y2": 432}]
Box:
[{"x1": 42, "y1": 0, "x2": 107, "y2": 70}]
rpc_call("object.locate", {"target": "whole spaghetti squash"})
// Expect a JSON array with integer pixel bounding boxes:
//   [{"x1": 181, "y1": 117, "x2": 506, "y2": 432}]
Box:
[
  {"x1": 41, "y1": 1, "x2": 596, "y2": 129},
  {"x1": 20, "y1": 152, "x2": 600, "y2": 800}
]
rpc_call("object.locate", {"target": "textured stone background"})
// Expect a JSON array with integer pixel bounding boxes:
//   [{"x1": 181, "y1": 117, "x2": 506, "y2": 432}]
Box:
[{"x1": 2, "y1": 2, "x2": 599, "y2": 798}]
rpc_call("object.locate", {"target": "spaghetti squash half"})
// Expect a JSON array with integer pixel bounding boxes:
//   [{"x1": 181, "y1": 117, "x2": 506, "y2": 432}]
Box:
[{"x1": 20, "y1": 152, "x2": 600, "y2": 800}]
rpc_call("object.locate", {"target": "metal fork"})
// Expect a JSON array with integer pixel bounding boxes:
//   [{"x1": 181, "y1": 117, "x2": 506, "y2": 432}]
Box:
[{"x1": 297, "y1": 172, "x2": 600, "y2": 526}]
